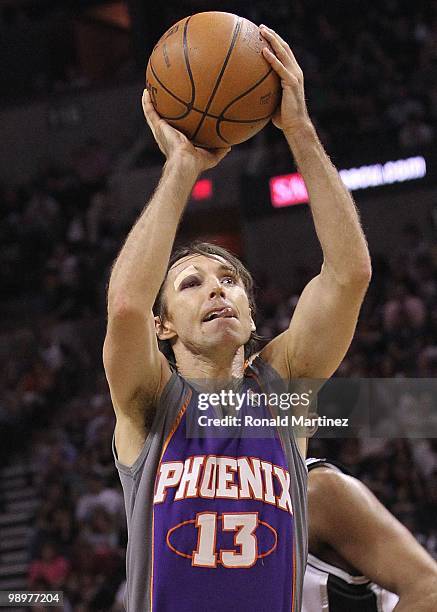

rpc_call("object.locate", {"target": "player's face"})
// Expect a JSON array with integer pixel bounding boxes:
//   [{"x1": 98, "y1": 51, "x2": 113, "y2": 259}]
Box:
[{"x1": 157, "y1": 254, "x2": 255, "y2": 356}]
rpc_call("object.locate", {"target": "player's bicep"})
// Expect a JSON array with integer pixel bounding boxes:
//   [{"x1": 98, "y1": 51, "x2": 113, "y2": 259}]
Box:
[{"x1": 103, "y1": 306, "x2": 169, "y2": 415}]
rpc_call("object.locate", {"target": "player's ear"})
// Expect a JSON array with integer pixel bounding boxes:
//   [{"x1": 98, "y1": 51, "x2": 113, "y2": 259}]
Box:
[{"x1": 155, "y1": 315, "x2": 177, "y2": 341}]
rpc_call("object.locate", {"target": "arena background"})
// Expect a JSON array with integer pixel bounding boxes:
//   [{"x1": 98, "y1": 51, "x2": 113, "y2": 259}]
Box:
[{"x1": 0, "y1": 0, "x2": 436, "y2": 609}]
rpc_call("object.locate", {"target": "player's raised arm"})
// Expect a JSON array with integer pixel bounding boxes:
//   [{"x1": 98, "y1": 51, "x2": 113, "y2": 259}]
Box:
[
  {"x1": 259, "y1": 26, "x2": 371, "y2": 379},
  {"x1": 104, "y1": 90, "x2": 230, "y2": 465},
  {"x1": 308, "y1": 468, "x2": 437, "y2": 612}
]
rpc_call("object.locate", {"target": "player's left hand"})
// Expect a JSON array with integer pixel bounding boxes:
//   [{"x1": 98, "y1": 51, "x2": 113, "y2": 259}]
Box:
[{"x1": 259, "y1": 25, "x2": 311, "y2": 134}]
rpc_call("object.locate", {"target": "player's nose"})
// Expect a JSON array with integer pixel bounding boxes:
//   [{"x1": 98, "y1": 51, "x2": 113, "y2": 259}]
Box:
[{"x1": 208, "y1": 281, "x2": 225, "y2": 299}]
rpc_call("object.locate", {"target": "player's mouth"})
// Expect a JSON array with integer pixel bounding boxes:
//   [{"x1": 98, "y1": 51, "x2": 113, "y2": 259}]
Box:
[{"x1": 202, "y1": 306, "x2": 237, "y2": 323}]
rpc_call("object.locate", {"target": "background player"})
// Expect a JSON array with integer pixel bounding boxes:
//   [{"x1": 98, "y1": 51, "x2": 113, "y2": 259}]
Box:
[
  {"x1": 304, "y1": 459, "x2": 437, "y2": 612},
  {"x1": 103, "y1": 25, "x2": 371, "y2": 611}
]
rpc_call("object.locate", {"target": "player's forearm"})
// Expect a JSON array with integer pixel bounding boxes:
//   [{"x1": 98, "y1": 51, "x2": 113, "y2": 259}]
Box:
[
  {"x1": 284, "y1": 122, "x2": 371, "y2": 285},
  {"x1": 108, "y1": 159, "x2": 198, "y2": 310}
]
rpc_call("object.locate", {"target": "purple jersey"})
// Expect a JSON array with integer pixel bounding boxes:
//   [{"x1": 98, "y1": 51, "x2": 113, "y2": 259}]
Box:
[{"x1": 114, "y1": 357, "x2": 308, "y2": 611}]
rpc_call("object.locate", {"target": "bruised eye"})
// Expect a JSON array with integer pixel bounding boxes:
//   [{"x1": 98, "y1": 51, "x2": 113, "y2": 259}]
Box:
[{"x1": 180, "y1": 276, "x2": 201, "y2": 290}]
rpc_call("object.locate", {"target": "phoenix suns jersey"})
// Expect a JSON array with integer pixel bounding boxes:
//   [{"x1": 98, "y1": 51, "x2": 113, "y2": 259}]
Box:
[
  {"x1": 303, "y1": 459, "x2": 399, "y2": 612},
  {"x1": 114, "y1": 357, "x2": 308, "y2": 611}
]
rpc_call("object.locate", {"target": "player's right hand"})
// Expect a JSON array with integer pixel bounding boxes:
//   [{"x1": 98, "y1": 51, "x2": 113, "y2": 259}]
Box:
[
  {"x1": 142, "y1": 90, "x2": 231, "y2": 175},
  {"x1": 260, "y1": 25, "x2": 311, "y2": 135}
]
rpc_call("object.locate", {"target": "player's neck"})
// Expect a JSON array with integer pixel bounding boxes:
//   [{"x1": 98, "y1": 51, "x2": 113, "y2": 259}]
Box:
[{"x1": 175, "y1": 345, "x2": 245, "y2": 381}]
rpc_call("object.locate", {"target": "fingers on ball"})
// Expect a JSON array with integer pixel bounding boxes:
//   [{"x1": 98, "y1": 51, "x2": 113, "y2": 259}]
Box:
[
  {"x1": 262, "y1": 47, "x2": 288, "y2": 78},
  {"x1": 260, "y1": 26, "x2": 292, "y2": 60}
]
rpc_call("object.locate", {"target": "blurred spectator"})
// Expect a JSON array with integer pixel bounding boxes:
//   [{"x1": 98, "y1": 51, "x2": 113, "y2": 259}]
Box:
[
  {"x1": 383, "y1": 282, "x2": 426, "y2": 333},
  {"x1": 82, "y1": 506, "x2": 119, "y2": 552},
  {"x1": 76, "y1": 473, "x2": 124, "y2": 524},
  {"x1": 399, "y1": 113, "x2": 434, "y2": 149},
  {"x1": 387, "y1": 88, "x2": 423, "y2": 126},
  {"x1": 29, "y1": 541, "x2": 70, "y2": 589},
  {"x1": 72, "y1": 139, "x2": 111, "y2": 192}
]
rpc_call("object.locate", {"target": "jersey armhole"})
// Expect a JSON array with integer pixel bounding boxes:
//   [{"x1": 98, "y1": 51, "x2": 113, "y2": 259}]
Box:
[{"x1": 112, "y1": 370, "x2": 180, "y2": 477}]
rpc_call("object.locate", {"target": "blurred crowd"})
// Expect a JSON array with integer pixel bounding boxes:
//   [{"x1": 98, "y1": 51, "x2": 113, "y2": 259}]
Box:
[
  {"x1": 217, "y1": 0, "x2": 437, "y2": 155},
  {"x1": 256, "y1": 221, "x2": 437, "y2": 377},
  {"x1": 1, "y1": 0, "x2": 436, "y2": 156},
  {"x1": 279, "y1": 0, "x2": 437, "y2": 154},
  {"x1": 0, "y1": 132, "x2": 436, "y2": 609}
]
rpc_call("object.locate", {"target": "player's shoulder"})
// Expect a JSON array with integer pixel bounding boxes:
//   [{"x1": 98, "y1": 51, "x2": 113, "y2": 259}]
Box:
[
  {"x1": 307, "y1": 459, "x2": 359, "y2": 505},
  {"x1": 257, "y1": 331, "x2": 293, "y2": 378}
]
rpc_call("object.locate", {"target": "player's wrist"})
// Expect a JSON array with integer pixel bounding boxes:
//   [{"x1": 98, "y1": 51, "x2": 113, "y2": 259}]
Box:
[
  {"x1": 162, "y1": 157, "x2": 200, "y2": 197},
  {"x1": 282, "y1": 117, "x2": 315, "y2": 140},
  {"x1": 164, "y1": 155, "x2": 201, "y2": 181}
]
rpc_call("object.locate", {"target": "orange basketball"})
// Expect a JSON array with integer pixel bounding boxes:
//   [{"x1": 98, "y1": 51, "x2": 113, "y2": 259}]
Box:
[{"x1": 146, "y1": 12, "x2": 281, "y2": 148}]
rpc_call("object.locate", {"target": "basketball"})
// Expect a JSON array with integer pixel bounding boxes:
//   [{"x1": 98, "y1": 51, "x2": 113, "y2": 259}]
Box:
[{"x1": 145, "y1": 12, "x2": 281, "y2": 148}]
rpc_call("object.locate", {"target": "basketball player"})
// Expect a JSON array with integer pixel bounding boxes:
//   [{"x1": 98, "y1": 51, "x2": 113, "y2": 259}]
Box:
[
  {"x1": 304, "y1": 459, "x2": 437, "y2": 612},
  {"x1": 104, "y1": 25, "x2": 371, "y2": 611}
]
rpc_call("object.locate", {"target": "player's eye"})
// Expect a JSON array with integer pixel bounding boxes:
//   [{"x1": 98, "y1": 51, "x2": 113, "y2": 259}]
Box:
[
  {"x1": 180, "y1": 276, "x2": 201, "y2": 290},
  {"x1": 222, "y1": 275, "x2": 236, "y2": 285}
]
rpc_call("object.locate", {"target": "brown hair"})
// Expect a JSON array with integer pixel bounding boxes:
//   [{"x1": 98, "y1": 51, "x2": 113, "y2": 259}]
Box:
[{"x1": 154, "y1": 241, "x2": 261, "y2": 363}]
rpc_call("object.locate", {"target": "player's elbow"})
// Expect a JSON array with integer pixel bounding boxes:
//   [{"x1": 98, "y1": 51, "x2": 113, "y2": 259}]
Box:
[
  {"x1": 325, "y1": 257, "x2": 372, "y2": 290},
  {"x1": 107, "y1": 294, "x2": 132, "y2": 319},
  {"x1": 340, "y1": 253, "x2": 372, "y2": 289},
  {"x1": 107, "y1": 292, "x2": 147, "y2": 321},
  {"x1": 350, "y1": 259, "x2": 372, "y2": 287}
]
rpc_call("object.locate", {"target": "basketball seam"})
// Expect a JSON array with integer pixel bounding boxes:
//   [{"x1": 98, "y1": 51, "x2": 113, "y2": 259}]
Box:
[
  {"x1": 216, "y1": 68, "x2": 277, "y2": 143},
  {"x1": 149, "y1": 60, "x2": 192, "y2": 120},
  {"x1": 148, "y1": 16, "x2": 195, "y2": 121},
  {"x1": 146, "y1": 102, "x2": 272, "y2": 123},
  {"x1": 219, "y1": 115, "x2": 273, "y2": 123},
  {"x1": 191, "y1": 15, "x2": 243, "y2": 143},
  {"x1": 182, "y1": 16, "x2": 196, "y2": 108},
  {"x1": 219, "y1": 67, "x2": 275, "y2": 121}
]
